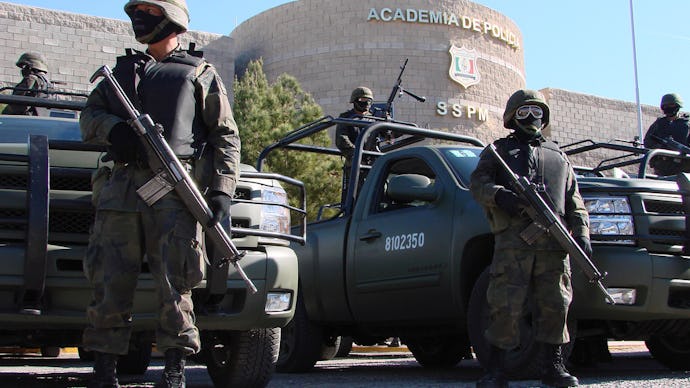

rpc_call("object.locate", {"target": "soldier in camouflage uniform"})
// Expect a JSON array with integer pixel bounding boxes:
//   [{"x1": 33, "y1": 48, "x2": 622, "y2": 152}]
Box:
[
  {"x1": 335, "y1": 86, "x2": 376, "y2": 165},
  {"x1": 2, "y1": 52, "x2": 52, "y2": 115},
  {"x1": 80, "y1": 1, "x2": 241, "y2": 387},
  {"x1": 335, "y1": 86, "x2": 382, "y2": 202},
  {"x1": 643, "y1": 93, "x2": 690, "y2": 176},
  {"x1": 470, "y1": 90, "x2": 590, "y2": 388}
]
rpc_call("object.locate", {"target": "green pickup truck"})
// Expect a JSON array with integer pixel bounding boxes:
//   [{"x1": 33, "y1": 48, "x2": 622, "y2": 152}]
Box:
[
  {"x1": 0, "y1": 93, "x2": 304, "y2": 387},
  {"x1": 262, "y1": 117, "x2": 690, "y2": 378}
]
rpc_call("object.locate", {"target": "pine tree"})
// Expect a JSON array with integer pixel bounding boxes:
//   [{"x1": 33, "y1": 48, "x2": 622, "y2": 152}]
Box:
[{"x1": 233, "y1": 59, "x2": 342, "y2": 221}]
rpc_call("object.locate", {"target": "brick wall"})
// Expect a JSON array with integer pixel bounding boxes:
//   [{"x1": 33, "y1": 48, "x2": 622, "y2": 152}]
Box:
[
  {"x1": 0, "y1": 2, "x2": 234, "y2": 97},
  {"x1": 542, "y1": 88, "x2": 658, "y2": 167},
  {"x1": 231, "y1": 0, "x2": 526, "y2": 143},
  {"x1": 0, "y1": 1, "x2": 662, "y2": 154}
]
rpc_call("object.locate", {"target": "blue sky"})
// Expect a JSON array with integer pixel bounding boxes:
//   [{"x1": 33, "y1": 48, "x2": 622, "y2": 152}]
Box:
[{"x1": 5, "y1": 1, "x2": 689, "y2": 109}]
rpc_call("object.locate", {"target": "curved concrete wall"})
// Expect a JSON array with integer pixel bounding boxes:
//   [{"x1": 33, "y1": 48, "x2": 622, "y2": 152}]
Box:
[
  {"x1": 231, "y1": 0, "x2": 525, "y2": 143},
  {"x1": 0, "y1": 1, "x2": 659, "y2": 149}
]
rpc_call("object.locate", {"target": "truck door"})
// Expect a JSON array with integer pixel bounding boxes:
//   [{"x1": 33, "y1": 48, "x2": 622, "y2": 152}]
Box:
[{"x1": 347, "y1": 155, "x2": 456, "y2": 323}]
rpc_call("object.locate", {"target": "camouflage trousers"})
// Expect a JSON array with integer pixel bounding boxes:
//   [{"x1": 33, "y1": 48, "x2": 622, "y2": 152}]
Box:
[
  {"x1": 485, "y1": 248, "x2": 573, "y2": 350},
  {"x1": 82, "y1": 207, "x2": 204, "y2": 356}
]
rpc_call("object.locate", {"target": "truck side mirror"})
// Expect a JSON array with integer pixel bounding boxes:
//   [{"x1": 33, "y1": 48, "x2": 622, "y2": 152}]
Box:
[{"x1": 386, "y1": 174, "x2": 437, "y2": 203}]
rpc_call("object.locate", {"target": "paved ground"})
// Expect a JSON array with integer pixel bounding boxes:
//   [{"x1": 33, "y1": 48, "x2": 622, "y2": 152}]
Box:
[{"x1": 0, "y1": 342, "x2": 689, "y2": 387}]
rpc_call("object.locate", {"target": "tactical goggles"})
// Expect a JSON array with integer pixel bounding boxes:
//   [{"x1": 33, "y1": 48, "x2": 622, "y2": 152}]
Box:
[
  {"x1": 357, "y1": 97, "x2": 373, "y2": 103},
  {"x1": 515, "y1": 105, "x2": 544, "y2": 120}
]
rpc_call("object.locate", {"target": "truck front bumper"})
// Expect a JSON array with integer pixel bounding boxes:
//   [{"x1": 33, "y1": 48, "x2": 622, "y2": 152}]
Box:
[
  {"x1": 571, "y1": 245, "x2": 690, "y2": 321},
  {"x1": 0, "y1": 244, "x2": 298, "y2": 331}
]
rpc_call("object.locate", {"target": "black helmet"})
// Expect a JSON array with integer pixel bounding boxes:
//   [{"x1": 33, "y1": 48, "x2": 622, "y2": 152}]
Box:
[
  {"x1": 660, "y1": 93, "x2": 683, "y2": 108},
  {"x1": 124, "y1": 0, "x2": 189, "y2": 32},
  {"x1": 503, "y1": 89, "x2": 550, "y2": 129},
  {"x1": 16, "y1": 52, "x2": 48, "y2": 73},
  {"x1": 350, "y1": 86, "x2": 374, "y2": 103}
]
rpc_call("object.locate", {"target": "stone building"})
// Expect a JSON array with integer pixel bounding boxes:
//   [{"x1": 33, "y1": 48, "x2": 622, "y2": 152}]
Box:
[{"x1": 0, "y1": 0, "x2": 661, "y2": 161}]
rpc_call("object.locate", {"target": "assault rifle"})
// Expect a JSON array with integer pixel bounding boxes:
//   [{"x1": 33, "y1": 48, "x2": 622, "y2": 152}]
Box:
[
  {"x1": 651, "y1": 135, "x2": 690, "y2": 154},
  {"x1": 381, "y1": 58, "x2": 426, "y2": 119},
  {"x1": 90, "y1": 65, "x2": 257, "y2": 294},
  {"x1": 487, "y1": 144, "x2": 616, "y2": 305}
]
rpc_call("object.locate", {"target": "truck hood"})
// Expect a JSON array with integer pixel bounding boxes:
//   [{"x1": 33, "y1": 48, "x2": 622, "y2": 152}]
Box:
[
  {"x1": 0, "y1": 143, "x2": 103, "y2": 169},
  {"x1": 577, "y1": 176, "x2": 679, "y2": 194}
]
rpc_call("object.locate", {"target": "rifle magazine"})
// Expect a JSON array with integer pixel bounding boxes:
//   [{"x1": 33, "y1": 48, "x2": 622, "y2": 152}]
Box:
[
  {"x1": 137, "y1": 172, "x2": 175, "y2": 206},
  {"x1": 519, "y1": 221, "x2": 546, "y2": 245}
]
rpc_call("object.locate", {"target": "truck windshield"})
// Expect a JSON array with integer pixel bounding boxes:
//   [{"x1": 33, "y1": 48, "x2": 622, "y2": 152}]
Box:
[
  {"x1": 0, "y1": 116, "x2": 82, "y2": 143},
  {"x1": 440, "y1": 147, "x2": 482, "y2": 187}
]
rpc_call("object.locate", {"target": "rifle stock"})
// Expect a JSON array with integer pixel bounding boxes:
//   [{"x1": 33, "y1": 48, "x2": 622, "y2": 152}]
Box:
[
  {"x1": 487, "y1": 144, "x2": 615, "y2": 305},
  {"x1": 90, "y1": 65, "x2": 257, "y2": 294}
]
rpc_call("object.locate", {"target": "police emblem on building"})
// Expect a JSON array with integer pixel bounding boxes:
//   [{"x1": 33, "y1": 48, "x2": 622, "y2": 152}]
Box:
[{"x1": 448, "y1": 45, "x2": 480, "y2": 89}]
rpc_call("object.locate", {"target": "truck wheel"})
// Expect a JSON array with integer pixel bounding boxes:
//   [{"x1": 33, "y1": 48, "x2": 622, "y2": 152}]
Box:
[
  {"x1": 117, "y1": 341, "x2": 152, "y2": 375},
  {"x1": 468, "y1": 268, "x2": 575, "y2": 379},
  {"x1": 276, "y1": 293, "x2": 323, "y2": 372},
  {"x1": 77, "y1": 347, "x2": 94, "y2": 361},
  {"x1": 646, "y1": 334, "x2": 690, "y2": 370},
  {"x1": 336, "y1": 336, "x2": 354, "y2": 357},
  {"x1": 406, "y1": 335, "x2": 471, "y2": 368},
  {"x1": 202, "y1": 328, "x2": 280, "y2": 388},
  {"x1": 320, "y1": 335, "x2": 342, "y2": 360},
  {"x1": 40, "y1": 346, "x2": 60, "y2": 357}
]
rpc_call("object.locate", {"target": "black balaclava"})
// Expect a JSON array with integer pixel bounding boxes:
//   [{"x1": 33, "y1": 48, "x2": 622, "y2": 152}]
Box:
[
  {"x1": 515, "y1": 115, "x2": 543, "y2": 139},
  {"x1": 131, "y1": 10, "x2": 180, "y2": 44},
  {"x1": 354, "y1": 99, "x2": 372, "y2": 113},
  {"x1": 662, "y1": 105, "x2": 680, "y2": 117}
]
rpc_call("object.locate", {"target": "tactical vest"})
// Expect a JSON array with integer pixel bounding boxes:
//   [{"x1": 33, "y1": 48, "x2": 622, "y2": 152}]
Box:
[
  {"x1": 650, "y1": 113, "x2": 690, "y2": 147},
  {"x1": 494, "y1": 135, "x2": 569, "y2": 215},
  {"x1": 110, "y1": 47, "x2": 207, "y2": 158}
]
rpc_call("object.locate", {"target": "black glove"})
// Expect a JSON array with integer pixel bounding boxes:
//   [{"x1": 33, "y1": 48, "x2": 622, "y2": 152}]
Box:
[
  {"x1": 494, "y1": 188, "x2": 524, "y2": 217},
  {"x1": 574, "y1": 235, "x2": 593, "y2": 258},
  {"x1": 108, "y1": 122, "x2": 140, "y2": 163},
  {"x1": 207, "y1": 191, "x2": 232, "y2": 227}
]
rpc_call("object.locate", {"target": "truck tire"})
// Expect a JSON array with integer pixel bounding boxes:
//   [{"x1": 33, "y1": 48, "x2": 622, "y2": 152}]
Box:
[
  {"x1": 117, "y1": 341, "x2": 152, "y2": 375},
  {"x1": 320, "y1": 335, "x2": 342, "y2": 360},
  {"x1": 202, "y1": 328, "x2": 280, "y2": 388},
  {"x1": 468, "y1": 268, "x2": 575, "y2": 379},
  {"x1": 646, "y1": 334, "x2": 690, "y2": 370},
  {"x1": 276, "y1": 293, "x2": 323, "y2": 372},
  {"x1": 40, "y1": 346, "x2": 60, "y2": 357},
  {"x1": 77, "y1": 347, "x2": 94, "y2": 361},
  {"x1": 406, "y1": 335, "x2": 470, "y2": 368},
  {"x1": 336, "y1": 336, "x2": 354, "y2": 357}
]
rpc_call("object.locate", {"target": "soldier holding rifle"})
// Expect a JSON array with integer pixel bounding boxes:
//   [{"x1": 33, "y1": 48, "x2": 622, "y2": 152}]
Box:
[
  {"x1": 79, "y1": 1, "x2": 241, "y2": 387},
  {"x1": 643, "y1": 93, "x2": 690, "y2": 176},
  {"x1": 2, "y1": 52, "x2": 52, "y2": 116},
  {"x1": 470, "y1": 89, "x2": 590, "y2": 388}
]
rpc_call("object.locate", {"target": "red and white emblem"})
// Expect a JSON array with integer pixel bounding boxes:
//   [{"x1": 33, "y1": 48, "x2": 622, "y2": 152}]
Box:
[{"x1": 448, "y1": 45, "x2": 481, "y2": 89}]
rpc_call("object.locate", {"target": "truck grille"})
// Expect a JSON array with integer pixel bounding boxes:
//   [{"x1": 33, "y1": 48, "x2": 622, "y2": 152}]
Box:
[
  {"x1": 0, "y1": 171, "x2": 91, "y2": 191},
  {"x1": 0, "y1": 208, "x2": 93, "y2": 239},
  {"x1": 644, "y1": 200, "x2": 684, "y2": 214},
  {"x1": 0, "y1": 174, "x2": 26, "y2": 189},
  {"x1": 634, "y1": 193, "x2": 688, "y2": 253}
]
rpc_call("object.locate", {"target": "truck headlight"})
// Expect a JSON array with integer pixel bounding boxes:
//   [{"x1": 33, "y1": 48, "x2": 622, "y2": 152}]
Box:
[
  {"x1": 265, "y1": 292, "x2": 292, "y2": 312},
  {"x1": 606, "y1": 288, "x2": 637, "y2": 305},
  {"x1": 584, "y1": 196, "x2": 634, "y2": 243},
  {"x1": 261, "y1": 186, "x2": 290, "y2": 235}
]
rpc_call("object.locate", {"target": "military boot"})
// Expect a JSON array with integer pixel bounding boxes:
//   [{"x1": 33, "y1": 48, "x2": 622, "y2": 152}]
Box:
[
  {"x1": 540, "y1": 343, "x2": 579, "y2": 387},
  {"x1": 88, "y1": 352, "x2": 119, "y2": 388},
  {"x1": 476, "y1": 345, "x2": 508, "y2": 388},
  {"x1": 157, "y1": 348, "x2": 186, "y2": 388}
]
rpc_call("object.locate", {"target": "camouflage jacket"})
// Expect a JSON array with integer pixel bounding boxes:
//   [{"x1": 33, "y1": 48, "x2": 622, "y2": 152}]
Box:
[
  {"x1": 470, "y1": 135, "x2": 590, "y2": 250},
  {"x1": 80, "y1": 45, "x2": 241, "y2": 211},
  {"x1": 2, "y1": 72, "x2": 51, "y2": 115}
]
